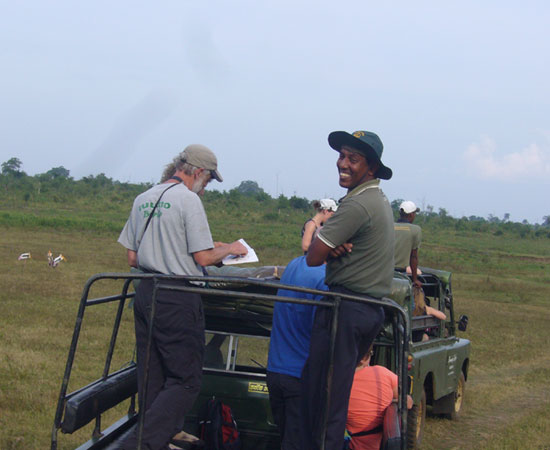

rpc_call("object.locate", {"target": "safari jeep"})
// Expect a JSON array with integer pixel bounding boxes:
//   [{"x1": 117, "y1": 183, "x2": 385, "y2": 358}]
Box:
[
  {"x1": 51, "y1": 265, "x2": 468, "y2": 449},
  {"x1": 396, "y1": 268, "x2": 471, "y2": 449}
]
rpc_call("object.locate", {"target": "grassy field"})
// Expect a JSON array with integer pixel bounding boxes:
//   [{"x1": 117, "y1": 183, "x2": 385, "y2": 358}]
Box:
[{"x1": 1, "y1": 201, "x2": 550, "y2": 449}]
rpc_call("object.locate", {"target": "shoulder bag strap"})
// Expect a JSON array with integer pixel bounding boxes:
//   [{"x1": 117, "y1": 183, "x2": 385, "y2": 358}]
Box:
[
  {"x1": 137, "y1": 179, "x2": 181, "y2": 249},
  {"x1": 349, "y1": 424, "x2": 383, "y2": 437}
]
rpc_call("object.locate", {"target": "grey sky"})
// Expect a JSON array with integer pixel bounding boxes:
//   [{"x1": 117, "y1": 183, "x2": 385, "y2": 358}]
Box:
[{"x1": 1, "y1": 1, "x2": 549, "y2": 223}]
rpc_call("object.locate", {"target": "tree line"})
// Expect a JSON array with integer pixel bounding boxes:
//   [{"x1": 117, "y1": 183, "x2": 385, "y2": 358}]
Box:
[{"x1": 2, "y1": 157, "x2": 549, "y2": 238}]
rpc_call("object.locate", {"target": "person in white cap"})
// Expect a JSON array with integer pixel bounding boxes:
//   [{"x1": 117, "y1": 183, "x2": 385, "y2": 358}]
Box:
[
  {"x1": 394, "y1": 200, "x2": 422, "y2": 288},
  {"x1": 301, "y1": 199, "x2": 338, "y2": 253},
  {"x1": 118, "y1": 144, "x2": 247, "y2": 450}
]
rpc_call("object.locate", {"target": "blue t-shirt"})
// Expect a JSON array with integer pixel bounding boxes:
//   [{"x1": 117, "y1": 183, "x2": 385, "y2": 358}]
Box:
[{"x1": 267, "y1": 256, "x2": 327, "y2": 378}]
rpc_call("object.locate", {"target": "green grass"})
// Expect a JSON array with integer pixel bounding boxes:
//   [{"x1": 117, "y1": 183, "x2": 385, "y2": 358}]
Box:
[{"x1": 1, "y1": 197, "x2": 550, "y2": 449}]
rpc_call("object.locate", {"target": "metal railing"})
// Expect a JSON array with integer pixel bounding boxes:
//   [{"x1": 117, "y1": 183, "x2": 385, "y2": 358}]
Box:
[{"x1": 52, "y1": 272, "x2": 409, "y2": 450}]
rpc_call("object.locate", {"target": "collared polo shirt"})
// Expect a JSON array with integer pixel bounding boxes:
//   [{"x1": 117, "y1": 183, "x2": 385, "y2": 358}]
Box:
[
  {"x1": 317, "y1": 179, "x2": 394, "y2": 298},
  {"x1": 394, "y1": 221, "x2": 422, "y2": 269}
]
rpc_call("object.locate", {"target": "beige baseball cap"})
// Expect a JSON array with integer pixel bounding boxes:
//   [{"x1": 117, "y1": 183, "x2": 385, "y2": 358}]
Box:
[{"x1": 181, "y1": 144, "x2": 223, "y2": 182}]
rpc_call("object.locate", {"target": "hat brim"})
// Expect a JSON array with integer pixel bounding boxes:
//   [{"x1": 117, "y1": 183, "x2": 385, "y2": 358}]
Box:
[
  {"x1": 328, "y1": 131, "x2": 392, "y2": 180},
  {"x1": 211, "y1": 169, "x2": 223, "y2": 182},
  {"x1": 401, "y1": 207, "x2": 420, "y2": 214}
]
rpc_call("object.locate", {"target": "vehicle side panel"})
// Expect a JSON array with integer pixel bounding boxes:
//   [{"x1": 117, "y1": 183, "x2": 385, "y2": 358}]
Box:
[{"x1": 410, "y1": 338, "x2": 470, "y2": 403}]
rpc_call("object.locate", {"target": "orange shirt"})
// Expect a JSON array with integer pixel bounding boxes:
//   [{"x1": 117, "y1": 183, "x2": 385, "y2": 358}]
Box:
[{"x1": 346, "y1": 365, "x2": 397, "y2": 450}]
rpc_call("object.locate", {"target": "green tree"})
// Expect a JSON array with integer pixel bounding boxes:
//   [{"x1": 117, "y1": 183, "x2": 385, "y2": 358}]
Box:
[
  {"x1": 235, "y1": 180, "x2": 265, "y2": 196},
  {"x1": 289, "y1": 195, "x2": 310, "y2": 210},
  {"x1": 46, "y1": 166, "x2": 71, "y2": 179},
  {"x1": 1, "y1": 157, "x2": 24, "y2": 176},
  {"x1": 469, "y1": 215, "x2": 486, "y2": 222},
  {"x1": 82, "y1": 173, "x2": 113, "y2": 187},
  {"x1": 277, "y1": 194, "x2": 290, "y2": 210}
]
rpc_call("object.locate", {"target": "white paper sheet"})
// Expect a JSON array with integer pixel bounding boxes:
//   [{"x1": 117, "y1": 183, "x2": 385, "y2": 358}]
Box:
[{"x1": 221, "y1": 239, "x2": 259, "y2": 265}]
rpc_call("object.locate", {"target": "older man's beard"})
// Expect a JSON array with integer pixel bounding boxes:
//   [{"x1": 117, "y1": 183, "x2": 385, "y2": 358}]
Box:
[{"x1": 191, "y1": 172, "x2": 210, "y2": 195}]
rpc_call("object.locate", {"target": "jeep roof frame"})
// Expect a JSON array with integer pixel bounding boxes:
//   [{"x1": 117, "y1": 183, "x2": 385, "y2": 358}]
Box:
[{"x1": 52, "y1": 272, "x2": 410, "y2": 450}]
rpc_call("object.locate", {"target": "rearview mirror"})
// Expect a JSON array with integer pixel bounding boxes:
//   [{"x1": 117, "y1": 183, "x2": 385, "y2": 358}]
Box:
[{"x1": 458, "y1": 315, "x2": 469, "y2": 332}]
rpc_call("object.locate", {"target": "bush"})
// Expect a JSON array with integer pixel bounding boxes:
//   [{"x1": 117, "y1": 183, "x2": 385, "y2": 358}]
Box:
[
  {"x1": 289, "y1": 195, "x2": 310, "y2": 211},
  {"x1": 263, "y1": 212, "x2": 279, "y2": 221}
]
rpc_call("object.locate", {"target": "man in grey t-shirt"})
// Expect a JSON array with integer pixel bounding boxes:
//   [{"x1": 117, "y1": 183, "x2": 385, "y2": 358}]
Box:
[
  {"x1": 118, "y1": 144, "x2": 246, "y2": 450},
  {"x1": 303, "y1": 130, "x2": 394, "y2": 450}
]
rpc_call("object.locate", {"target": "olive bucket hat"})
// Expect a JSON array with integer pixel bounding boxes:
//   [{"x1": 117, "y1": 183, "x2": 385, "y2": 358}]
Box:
[{"x1": 328, "y1": 130, "x2": 393, "y2": 180}]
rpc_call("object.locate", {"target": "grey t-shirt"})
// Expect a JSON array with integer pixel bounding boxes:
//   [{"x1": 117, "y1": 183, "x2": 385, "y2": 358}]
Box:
[
  {"x1": 118, "y1": 183, "x2": 214, "y2": 276},
  {"x1": 317, "y1": 179, "x2": 394, "y2": 298},
  {"x1": 394, "y1": 222, "x2": 422, "y2": 269}
]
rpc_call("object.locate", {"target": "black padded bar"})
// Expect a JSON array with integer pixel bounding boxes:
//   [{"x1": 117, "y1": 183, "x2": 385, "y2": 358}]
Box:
[{"x1": 61, "y1": 365, "x2": 137, "y2": 434}]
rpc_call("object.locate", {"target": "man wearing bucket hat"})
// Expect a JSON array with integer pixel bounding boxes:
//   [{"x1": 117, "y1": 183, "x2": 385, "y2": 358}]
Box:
[
  {"x1": 395, "y1": 200, "x2": 422, "y2": 288},
  {"x1": 303, "y1": 131, "x2": 395, "y2": 450},
  {"x1": 118, "y1": 144, "x2": 247, "y2": 450}
]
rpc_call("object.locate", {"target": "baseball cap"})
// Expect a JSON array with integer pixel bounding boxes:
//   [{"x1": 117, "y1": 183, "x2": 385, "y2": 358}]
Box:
[
  {"x1": 400, "y1": 201, "x2": 420, "y2": 214},
  {"x1": 181, "y1": 144, "x2": 223, "y2": 182},
  {"x1": 319, "y1": 198, "x2": 338, "y2": 212}
]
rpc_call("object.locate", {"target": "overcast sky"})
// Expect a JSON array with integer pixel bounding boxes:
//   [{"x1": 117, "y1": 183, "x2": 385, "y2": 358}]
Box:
[{"x1": 1, "y1": 1, "x2": 549, "y2": 223}]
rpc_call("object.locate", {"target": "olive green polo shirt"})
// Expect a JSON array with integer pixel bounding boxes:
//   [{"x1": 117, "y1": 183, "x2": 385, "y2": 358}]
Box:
[
  {"x1": 394, "y1": 222, "x2": 422, "y2": 269},
  {"x1": 317, "y1": 179, "x2": 395, "y2": 298}
]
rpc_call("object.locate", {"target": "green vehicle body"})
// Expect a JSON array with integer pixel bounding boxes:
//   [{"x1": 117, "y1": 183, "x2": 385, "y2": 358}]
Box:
[
  {"x1": 391, "y1": 268, "x2": 470, "y2": 407},
  {"x1": 52, "y1": 266, "x2": 468, "y2": 449},
  {"x1": 388, "y1": 268, "x2": 470, "y2": 448}
]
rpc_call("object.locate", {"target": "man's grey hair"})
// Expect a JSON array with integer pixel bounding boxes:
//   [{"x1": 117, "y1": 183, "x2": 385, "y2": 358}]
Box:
[{"x1": 160, "y1": 155, "x2": 199, "y2": 183}]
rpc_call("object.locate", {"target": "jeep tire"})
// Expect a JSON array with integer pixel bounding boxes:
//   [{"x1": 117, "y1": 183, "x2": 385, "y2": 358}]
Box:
[
  {"x1": 448, "y1": 372, "x2": 465, "y2": 420},
  {"x1": 407, "y1": 387, "x2": 426, "y2": 449}
]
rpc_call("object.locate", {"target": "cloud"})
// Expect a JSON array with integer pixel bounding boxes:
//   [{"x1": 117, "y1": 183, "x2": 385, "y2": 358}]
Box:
[{"x1": 464, "y1": 136, "x2": 550, "y2": 181}]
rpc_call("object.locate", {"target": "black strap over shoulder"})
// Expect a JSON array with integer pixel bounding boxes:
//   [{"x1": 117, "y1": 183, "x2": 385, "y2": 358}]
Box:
[
  {"x1": 350, "y1": 424, "x2": 383, "y2": 437},
  {"x1": 137, "y1": 182, "x2": 180, "y2": 248},
  {"x1": 169, "y1": 175, "x2": 183, "y2": 182}
]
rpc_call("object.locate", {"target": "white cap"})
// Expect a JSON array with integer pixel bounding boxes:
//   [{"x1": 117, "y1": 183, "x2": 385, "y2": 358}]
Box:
[
  {"x1": 400, "y1": 201, "x2": 420, "y2": 214},
  {"x1": 319, "y1": 198, "x2": 338, "y2": 212}
]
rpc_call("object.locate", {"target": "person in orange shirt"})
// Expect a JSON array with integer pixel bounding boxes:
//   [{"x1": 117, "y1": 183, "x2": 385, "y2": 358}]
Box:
[{"x1": 346, "y1": 347, "x2": 412, "y2": 450}]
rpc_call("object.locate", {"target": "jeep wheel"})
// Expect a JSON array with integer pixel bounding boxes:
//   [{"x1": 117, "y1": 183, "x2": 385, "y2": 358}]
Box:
[
  {"x1": 407, "y1": 387, "x2": 426, "y2": 449},
  {"x1": 448, "y1": 372, "x2": 465, "y2": 420}
]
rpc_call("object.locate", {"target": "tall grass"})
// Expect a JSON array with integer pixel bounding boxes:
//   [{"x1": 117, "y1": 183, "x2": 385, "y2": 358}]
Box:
[{"x1": 1, "y1": 191, "x2": 550, "y2": 448}]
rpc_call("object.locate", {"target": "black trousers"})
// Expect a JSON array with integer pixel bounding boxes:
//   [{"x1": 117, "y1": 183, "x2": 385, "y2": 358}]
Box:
[
  {"x1": 266, "y1": 371, "x2": 302, "y2": 450},
  {"x1": 300, "y1": 287, "x2": 385, "y2": 450},
  {"x1": 121, "y1": 278, "x2": 205, "y2": 450}
]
